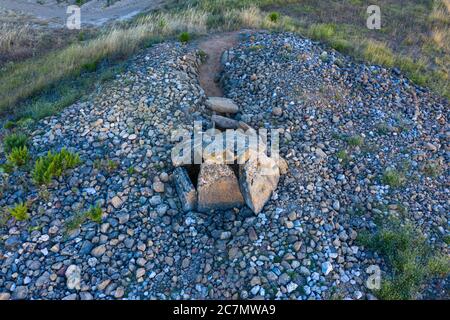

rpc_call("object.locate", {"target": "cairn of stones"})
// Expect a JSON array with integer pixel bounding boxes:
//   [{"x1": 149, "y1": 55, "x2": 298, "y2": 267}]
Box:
[{"x1": 172, "y1": 95, "x2": 287, "y2": 214}]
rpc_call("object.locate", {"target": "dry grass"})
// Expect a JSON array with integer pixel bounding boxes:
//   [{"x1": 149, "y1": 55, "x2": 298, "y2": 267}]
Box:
[
  {"x1": 0, "y1": 9, "x2": 84, "y2": 68},
  {"x1": 1, "y1": 0, "x2": 448, "y2": 118},
  {"x1": 262, "y1": 0, "x2": 450, "y2": 98},
  {"x1": 0, "y1": 8, "x2": 211, "y2": 115}
]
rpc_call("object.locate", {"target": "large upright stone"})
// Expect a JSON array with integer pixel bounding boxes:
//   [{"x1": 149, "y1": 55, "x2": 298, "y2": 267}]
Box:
[
  {"x1": 239, "y1": 154, "x2": 280, "y2": 214},
  {"x1": 197, "y1": 163, "x2": 244, "y2": 212},
  {"x1": 206, "y1": 97, "x2": 239, "y2": 114},
  {"x1": 173, "y1": 167, "x2": 197, "y2": 212}
]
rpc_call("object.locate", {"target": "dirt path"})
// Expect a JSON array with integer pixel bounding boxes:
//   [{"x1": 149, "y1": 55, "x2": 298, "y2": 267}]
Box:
[
  {"x1": 197, "y1": 31, "x2": 253, "y2": 97},
  {"x1": 0, "y1": 0, "x2": 166, "y2": 27}
]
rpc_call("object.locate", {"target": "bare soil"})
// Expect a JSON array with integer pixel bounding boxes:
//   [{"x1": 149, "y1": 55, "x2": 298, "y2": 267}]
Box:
[
  {"x1": 197, "y1": 30, "x2": 254, "y2": 97},
  {"x1": 0, "y1": 0, "x2": 167, "y2": 27}
]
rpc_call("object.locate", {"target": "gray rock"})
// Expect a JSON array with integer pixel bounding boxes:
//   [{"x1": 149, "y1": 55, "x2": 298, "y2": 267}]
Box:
[
  {"x1": 206, "y1": 97, "x2": 239, "y2": 114},
  {"x1": 91, "y1": 244, "x2": 106, "y2": 257},
  {"x1": 4, "y1": 236, "x2": 21, "y2": 250},
  {"x1": 12, "y1": 286, "x2": 28, "y2": 300},
  {"x1": 197, "y1": 163, "x2": 244, "y2": 212},
  {"x1": 239, "y1": 154, "x2": 280, "y2": 214},
  {"x1": 173, "y1": 167, "x2": 197, "y2": 212},
  {"x1": 321, "y1": 261, "x2": 333, "y2": 276},
  {"x1": 212, "y1": 115, "x2": 239, "y2": 129}
]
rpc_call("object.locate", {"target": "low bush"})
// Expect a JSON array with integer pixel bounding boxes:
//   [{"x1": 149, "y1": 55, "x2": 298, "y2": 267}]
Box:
[
  {"x1": 268, "y1": 12, "x2": 280, "y2": 23},
  {"x1": 32, "y1": 148, "x2": 80, "y2": 185},
  {"x1": 7, "y1": 146, "x2": 29, "y2": 167},
  {"x1": 179, "y1": 32, "x2": 191, "y2": 43},
  {"x1": 9, "y1": 202, "x2": 29, "y2": 221},
  {"x1": 359, "y1": 220, "x2": 450, "y2": 299},
  {"x1": 3, "y1": 133, "x2": 28, "y2": 153}
]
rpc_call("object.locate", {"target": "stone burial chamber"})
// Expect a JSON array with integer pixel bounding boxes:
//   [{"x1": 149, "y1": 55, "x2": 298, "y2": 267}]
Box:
[{"x1": 171, "y1": 98, "x2": 287, "y2": 214}]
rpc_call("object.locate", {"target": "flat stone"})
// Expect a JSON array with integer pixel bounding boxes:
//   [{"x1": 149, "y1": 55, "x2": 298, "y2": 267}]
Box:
[
  {"x1": 91, "y1": 244, "x2": 106, "y2": 257},
  {"x1": 0, "y1": 293, "x2": 11, "y2": 300},
  {"x1": 197, "y1": 163, "x2": 244, "y2": 212},
  {"x1": 206, "y1": 97, "x2": 239, "y2": 114},
  {"x1": 322, "y1": 261, "x2": 333, "y2": 276},
  {"x1": 152, "y1": 181, "x2": 165, "y2": 193},
  {"x1": 212, "y1": 115, "x2": 239, "y2": 129},
  {"x1": 4, "y1": 236, "x2": 21, "y2": 250},
  {"x1": 12, "y1": 286, "x2": 28, "y2": 300},
  {"x1": 111, "y1": 196, "x2": 123, "y2": 209},
  {"x1": 272, "y1": 107, "x2": 283, "y2": 116},
  {"x1": 173, "y1": 167, "x2": 197, "y2": 212}
]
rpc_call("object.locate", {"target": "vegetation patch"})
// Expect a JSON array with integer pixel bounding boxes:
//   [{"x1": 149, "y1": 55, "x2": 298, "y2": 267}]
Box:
[
  {"x1": 65, "y1": 204, "x2": 103, "y2": 232},
  {"x1": 336, "y1": 149, "x2": 350, "y2": 165},
  {"x1": 381, "y1": 168, "x2": 406, "y2": 188},
  {"x1": 3, "y1": 133, "x2": 28, "y2": 153},
  {"x1": 359, "y1": 218, "x2": 450, "y2": 300},
  {"x1": 346, "y1": 134, "x2": 364, "y2": 147},
  {"x1": 7, "y1": 146, "x2": 29, "y2": 167},
  {"x1": 422, "y1": 160, "x2": 443, "y2": 178},
  {"x1": 268, "y1": 12, "x2": 280, "y2": 23},
  {"x1": 32, "y1": 148, "x2": 81, "y2": 185},
  {"x1": 179, "y1": 32, "x2": 191, "y2": 43},
  {"x1": 9, "y1": 202, "x2": 29, "y2": 221}
]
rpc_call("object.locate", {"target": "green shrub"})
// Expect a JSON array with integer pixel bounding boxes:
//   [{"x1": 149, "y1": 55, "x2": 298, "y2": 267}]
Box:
[
  {"x1": 65, "y1": 204, "x2": 102, "y2": 232},
  {"x1": 3, "y1": 121, "x2": 15, "y2": 130},
  {"x1": 331, "y1": 38, "x2": 351, "y2": 53},
  {"x1": 65, "y1": 212, "x2": 85, "y2": 232},
  {"x1": 32, "y1": 148, "x2": 81, "y2": 185},
  {"x1": 7, "y1": 146, "x2": 29, "y2": 167},
  {"x1": 382, "y1": 168, "x2": 405, "y2": 188},
  {"x1": 86, "y1": 204, "x2": 102, "y2": 223},
  {"x1": 179, "y1": 32, "x2": 191, "y2": 43},
  {"x1": 268, "y1": 12, "x2": 280, "y2": 23},
  {"x1": 346, "y1": 135, "x2": 364, "y2": 147},
  {"x1": 9, "y1": 202, "x2": 29, "y2": 221},
  {"x1": 82, "y1": 60, "x2": 99, "y2": 72},
  {"x1": 359, "y1": 221, "x2": 450, "y2": 300},
  {"x1": 309, "y1": 23, "x2": 336, "y2": 41},
  {"x1": 336, "y1": 149, "x2": 350, "y2": 164},
  {"x1": 3, "y1": 133, "x2": 28, "y2": 153}
]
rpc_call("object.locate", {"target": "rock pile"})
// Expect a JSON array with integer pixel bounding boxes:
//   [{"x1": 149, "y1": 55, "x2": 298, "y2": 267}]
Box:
[
  {"x1": 172, "y1": 95, "x2": 285, "y2": 214},
  {"x1": 0, "y1": 31, "x2": 447, "y2": 301}
]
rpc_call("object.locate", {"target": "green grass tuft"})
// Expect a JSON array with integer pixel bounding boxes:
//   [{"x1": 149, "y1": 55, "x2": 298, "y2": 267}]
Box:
[
  {"x1": 32, "y1": 148, "x2": 81, "y2": 185},
  {"x1": 65, "y1": 204, "x2": 103, "y2": 232},
  {"x1": 179, "y1": 32, "x2": 191, "y2": 43},
  {"x1": 9, "y1": 202, "x2": 29, "y2": 221},
  {"x1": 268, "y1": 12, "x2": 280, "y2": 23},
  {"x1": 3, "y1": 133, "x2": 28, "y2": 154},
  {"x1": 336, "y1": 149, "x2": 350, "y2": 164},
  {"x1": 7, "y1": 146, "x2": 29, "y2": 167},
  {"x1": 364, "y1": 41, "x2": 395, "y2": 68},
  {"x1": 422, "y1": 160, "x2": 443, "y2": 178},
  {"x1": 346, "y1": 135, "x2": 364, "y2": 147},
  {"x1": 359, "y1": 220, "x2": 450, "y2": 300},
  {"x1": 86, "y1": 204, "x2": 103, "y2": 223},
  {"x1": 381, "y1": 168, "x2": 405, "y2": 188},
  {"x1": 308, "y1": 23, "x2": 336, "y2": 41}
]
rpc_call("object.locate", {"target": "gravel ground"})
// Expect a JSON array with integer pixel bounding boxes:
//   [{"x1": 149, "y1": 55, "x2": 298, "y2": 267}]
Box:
[{"x1": 0, "y1": 31, "x2": 448, "y2": 300}]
